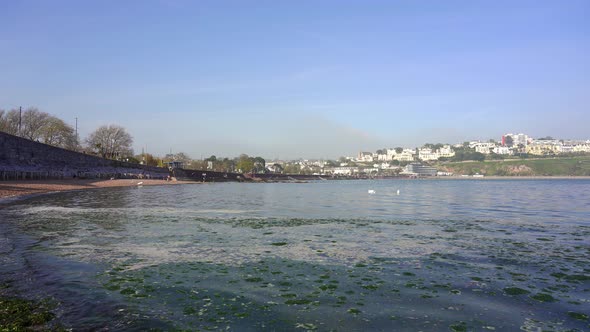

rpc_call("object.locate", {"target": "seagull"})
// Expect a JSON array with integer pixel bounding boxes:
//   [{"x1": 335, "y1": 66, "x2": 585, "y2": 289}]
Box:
[
  {"x1": 396, "y1": 189, "x2": 400, "y2": 195},
  {"x1": 368, "y1": 189, "x2": 376, "y2": 194},
  {"x1": 137, "y1": 181, "x2": 143, "y2": 186}
]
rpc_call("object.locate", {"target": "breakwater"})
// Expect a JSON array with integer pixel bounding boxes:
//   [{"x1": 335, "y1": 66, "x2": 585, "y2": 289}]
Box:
[{"x1": 0, "y1": 131, "x2": 169, "y2": 180}]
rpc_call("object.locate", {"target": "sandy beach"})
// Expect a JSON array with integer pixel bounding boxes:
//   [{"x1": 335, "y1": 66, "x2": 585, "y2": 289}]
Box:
[
  {"x1": 2, "y1": 176, "x2": 587, "y2": 201},
  {"x1": 0, "y1": 179, "x2": 197, "y2": 201}
]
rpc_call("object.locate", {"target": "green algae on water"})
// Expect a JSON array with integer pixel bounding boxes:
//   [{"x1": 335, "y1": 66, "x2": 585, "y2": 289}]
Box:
[
  {"x1": 503, "y1": 287, "x2": 530, "y2": 295},
  {"x1": 0, "y1": 296, "x2": 59, "y2": 331},
  {"x1": 449, "y1": 321, "x2": 467, "y2": 332},
  {"x1": 530, "y1": 293, "x2": 557, "y2": 302},
  {"x1": 567, "y1": 312, "x2": 588, "y2": 321},
  {"x1": 347, "y1": 308, "x2": 361, "y2": 315}
]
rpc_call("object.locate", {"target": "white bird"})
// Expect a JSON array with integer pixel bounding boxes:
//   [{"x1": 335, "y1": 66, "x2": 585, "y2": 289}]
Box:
[
  {"x1": 396, "y1": 189, "x2": 400, "y2": 195},
  {"x1": 368, "y1": 189, "x2": 376, "y2": 194},
  {"x1": 137, "y1": 181, "x2": 143, "y2": 186}
]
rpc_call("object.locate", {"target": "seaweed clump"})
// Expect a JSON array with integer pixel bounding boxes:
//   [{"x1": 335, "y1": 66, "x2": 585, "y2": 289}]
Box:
[{"x1": 0, "y1": 296, "x2": 62, "y2": 331}]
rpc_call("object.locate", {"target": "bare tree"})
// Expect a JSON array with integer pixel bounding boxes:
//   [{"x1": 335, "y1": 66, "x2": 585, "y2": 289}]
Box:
[
  {"x1": 173, "y1": 152, "x2": 191, "y2": 163},
  {"x1": 0, "y1": 109, "x2": 7, "y2": 133},
  {"x1": 41, "y1": 116, "x2": 78, "y2": 149},
  {"x1": 0, "y1": 108, "x2": 77, "y2": 149},
  {"x1": 86, "y1": 124, "x2": 134, "y2": 159},
  {"x1": 20, "y1": 108, "x2": 50, "y2": 140},
  {"x1": 0, "y1": 109, "x2": 20, "y2": 135}
]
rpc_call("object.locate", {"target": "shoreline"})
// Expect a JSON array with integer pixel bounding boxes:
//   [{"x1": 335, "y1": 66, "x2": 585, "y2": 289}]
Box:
[
  {"x1": 1, "y1": 175, "x2": 588, "y2": 202},
  {"x1": 426, "y1": 175, "x2": 590, "y2": 180},
  {"x1": 0, "y1": 179, "x2": 198, "y2": 202}
]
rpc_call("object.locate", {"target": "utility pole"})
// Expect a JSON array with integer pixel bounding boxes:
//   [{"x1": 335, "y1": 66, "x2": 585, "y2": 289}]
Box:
[
  {"x1": 75, "y1": 117, "x2": 78, "y2": 138},
  {"x1": 18, "y1": 106, "x2": 22, "y2": 136}
]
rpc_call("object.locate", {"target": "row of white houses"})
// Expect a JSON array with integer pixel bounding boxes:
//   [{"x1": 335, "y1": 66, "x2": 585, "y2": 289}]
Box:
[
  {"x1": 358, "y1": 146, "x2": 455, "y2": 162},
  {"x1": 357, "y1": 139, "x2": 590, "y2": 161}
]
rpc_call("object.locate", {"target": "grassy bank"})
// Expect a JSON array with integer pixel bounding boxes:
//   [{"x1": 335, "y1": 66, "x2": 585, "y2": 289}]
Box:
[{"x1": 435, "y1": 156, "x2": 590, "y2": 176}]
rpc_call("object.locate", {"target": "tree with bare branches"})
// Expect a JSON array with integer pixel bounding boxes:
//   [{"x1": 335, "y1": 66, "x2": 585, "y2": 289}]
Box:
[
  {"x1": 0, "y1": 107, "x2": 78, "y2": 149},
  {"x1": 86, "y1": 124, "x2": 133, "y2": 159}
]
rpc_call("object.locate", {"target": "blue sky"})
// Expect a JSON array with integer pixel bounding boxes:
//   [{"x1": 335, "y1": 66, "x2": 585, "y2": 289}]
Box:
[{"x1": 1, "y1": 1, "x2": 588, "y2": 159}]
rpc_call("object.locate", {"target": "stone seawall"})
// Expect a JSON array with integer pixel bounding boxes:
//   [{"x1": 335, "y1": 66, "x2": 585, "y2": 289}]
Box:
[{"x1": 0, "y1": 131, "x2": 170, "y2": 180}]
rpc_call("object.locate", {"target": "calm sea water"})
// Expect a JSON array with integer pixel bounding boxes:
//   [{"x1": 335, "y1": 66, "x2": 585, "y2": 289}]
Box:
[{"x1": 1, "y1": 179, "x2": 589, "y2": 331}]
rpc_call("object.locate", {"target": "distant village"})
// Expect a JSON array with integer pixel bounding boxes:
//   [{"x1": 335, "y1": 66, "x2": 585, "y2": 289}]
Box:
[{"x1": 257, "y1": 133, "x2": 590, "y2": 177}]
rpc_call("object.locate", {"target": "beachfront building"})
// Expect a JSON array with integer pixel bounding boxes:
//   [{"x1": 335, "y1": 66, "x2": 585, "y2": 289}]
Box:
[
  {"x1": 331, "y1": 167, "x2": 359, "y2": 176},
  {"x1": 403, "y1": 163, "x2": 437, "y2": 177}
]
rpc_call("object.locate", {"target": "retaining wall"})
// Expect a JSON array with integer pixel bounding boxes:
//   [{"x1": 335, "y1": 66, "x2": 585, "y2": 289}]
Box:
[{"x1": 0, "y1": 131, "x2": 170, "y2": 180}]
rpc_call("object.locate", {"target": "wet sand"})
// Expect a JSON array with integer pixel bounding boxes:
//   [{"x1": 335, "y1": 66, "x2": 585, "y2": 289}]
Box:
[{"x1": 0, "y1": 179, "x2": 197, "y2": 201}]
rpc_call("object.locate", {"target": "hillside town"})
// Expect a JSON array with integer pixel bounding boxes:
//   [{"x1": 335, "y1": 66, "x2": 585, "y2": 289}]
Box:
[
  {"x1": 358, "y1": 134, "x2": 590, "y2": 162},
  {"x1": 262, "y1": 133, "x2": 590, "y2": 177}
]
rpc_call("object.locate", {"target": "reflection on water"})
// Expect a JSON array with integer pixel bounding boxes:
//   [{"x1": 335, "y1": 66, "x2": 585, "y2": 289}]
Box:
[{"x1": 1, "y1": 180, "x2": 589, "y2": 330}]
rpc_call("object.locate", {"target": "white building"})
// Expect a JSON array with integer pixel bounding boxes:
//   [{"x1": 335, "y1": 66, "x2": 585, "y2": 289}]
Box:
[
  {"x1": 376, "y1": 153, "x2": 389, "y2": 161},
  {"x1": 472, "y1": 142, "x2": 496, "y2": 154},
  {"x1": 438, "y1": 145, "x2": 455, "y2": 158},
  {"x1": 331, "y1": 167, "x2": 359, "y2": 175},
  {"x1": 357, "y1": 152, "x2": 374, "y2": 162},
  {"x1": 493, "y1": 146, "x2": 512, "y2": 155},
  {"x1": 386, "y1": 149, "x2": 398, "y2": 160},
  {"x1": 573, "y1": 143, "x2": 590, "y2": 153},
  {"x1": 503, "y1": 133, "x2": 530, "y2": 147},
  {"x1": 417, "y1": 148, "x2": 438, "y2": 161},
  {"x1": 559, "y1": 145, "x2": 574, "y2": 153},
  {"x1": 394, "y1": 149, "x2": 416, "y2": 162},
  {"x1": 417, "y1": 145, "x2": 456, "y2": 161}
]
